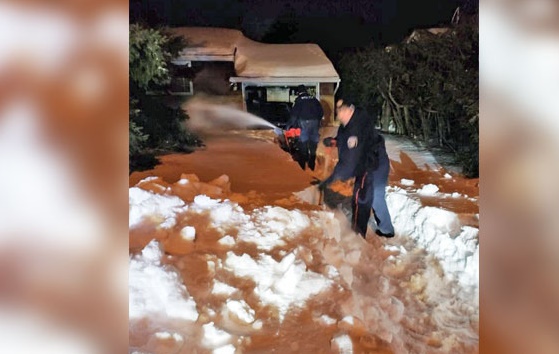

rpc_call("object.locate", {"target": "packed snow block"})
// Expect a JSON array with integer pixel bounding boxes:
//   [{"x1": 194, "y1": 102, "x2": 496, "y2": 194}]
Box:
[
  {"x1": 294, "y1": 185, "x2": 322, "y2": 205},
  {"x1": 128, "y1": 241, "x2": 198, "y2": 326},
  {"x1": 144, "y1": 332, "x2": 184, "y2": 354},
  {"x1": 228, "y1": 192, "x2": 250, "y2": 204},
  {"x1": 135, "y1": 176, "x2": 172, "y2": 195},
  {"x1": 208, "y1": 174, "x2": 231, "y2": 193},
  {"x1": 213, "y1": 345, "x2": 236, "y2": 354},
  {"x1": 336, "y1": 316, "x2": 382, "y2": 349},
  {"x1": 197, "y1": 183, "x2": 225, "y2": 199},
  {"x1": 129, "y1": 187, "x2": 186, "y2": 229},
  {"x1": 386, "y1": 191, "x2": 421, "y2": 237},
  {"x1": 179, "y1": 173, "x2": 200, "y2": 183},
  {"x1": 417, "y1": 183, "x2": 440, "y2": 196},
  {"x1": 415, "y1": 207, "x2": 461, "y2": 239},
  {"x1": 331, "y1": 334, "x2": 354, "y2": 354},
  {"x1": 202, "y1": 322, "x2": 233, "y2": 349},
  {"x1": 171, "y1": 180, "x2": 199, "y2": 202},
  {"x1": 180, "y1": 226, "x2": 196, "y2": 241},
  {"x1": 220, "y1": 300, "x2": 262, "y2": 335}
]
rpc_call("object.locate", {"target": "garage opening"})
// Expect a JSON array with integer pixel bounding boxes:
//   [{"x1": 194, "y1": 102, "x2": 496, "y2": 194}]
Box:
[{"x1": 244, "y1": 85, "x2": 318, "y2": 128}]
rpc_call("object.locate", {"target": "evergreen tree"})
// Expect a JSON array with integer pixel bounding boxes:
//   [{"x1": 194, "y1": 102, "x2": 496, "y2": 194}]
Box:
[
  {"x1": 129, "y1": 24, "x2": 199, "y2": 173},
  {"x1": 339, "y1": 23, "x2": 478, "y2": 177}
]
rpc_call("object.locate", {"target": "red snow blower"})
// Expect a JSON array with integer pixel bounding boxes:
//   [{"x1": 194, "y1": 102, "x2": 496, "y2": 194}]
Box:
[{"x1": 275, "y1": 127, "x2": 301, "y2": 153}]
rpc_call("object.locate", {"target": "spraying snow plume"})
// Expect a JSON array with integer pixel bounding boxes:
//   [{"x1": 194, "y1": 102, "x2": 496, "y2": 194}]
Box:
[{"x1": 182, "y1": 95, "x2": 277, "y2": 135}]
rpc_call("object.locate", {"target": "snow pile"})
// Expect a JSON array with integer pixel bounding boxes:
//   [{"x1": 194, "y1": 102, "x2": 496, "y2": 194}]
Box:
[
  {"x1": 129, "y1": 240, "x2": 199, "y2": 322},
  {"x1": 129, "y1": 240, "x2": 198, "y2": 353},
  {"x1": 387, "y1": 187, "x2": 479, "y2": 291},
  {"x1": 224, "y1": 250, "x2": 333, "y2": 322},
  {"x1": 129, "y1": 187, "x2": 186, "y2": 229},
  {"x1": 129, "y1": 175, "x2": 478, "y2": 353}
]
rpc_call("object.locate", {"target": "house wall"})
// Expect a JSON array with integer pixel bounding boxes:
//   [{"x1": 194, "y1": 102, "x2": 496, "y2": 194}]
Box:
[
  {"x1": 319, "y1": 83, "x2": 336, "y2": 126},
  {"x1": 192, "y1": 62, "x2": 236, "y2": 95}
]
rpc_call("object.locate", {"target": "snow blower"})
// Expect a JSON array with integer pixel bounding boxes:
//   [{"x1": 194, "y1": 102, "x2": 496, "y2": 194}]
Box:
[{"x1": 273, "y1": 127, "x2": 301, "y2": 154}]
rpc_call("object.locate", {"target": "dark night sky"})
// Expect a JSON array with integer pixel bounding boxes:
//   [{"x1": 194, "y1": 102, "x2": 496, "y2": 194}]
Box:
[{"x1": 131, "y1": 0, "x2": 477, "y2": 62}]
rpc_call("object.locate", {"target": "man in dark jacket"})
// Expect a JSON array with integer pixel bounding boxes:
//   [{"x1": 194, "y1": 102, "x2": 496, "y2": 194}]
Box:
[
  {"x1": 320, "y1": 98, "x2": 394, "y2": 238},
  {"x1": 287, "y1": 85, "x2": 324, "y2": 170}
]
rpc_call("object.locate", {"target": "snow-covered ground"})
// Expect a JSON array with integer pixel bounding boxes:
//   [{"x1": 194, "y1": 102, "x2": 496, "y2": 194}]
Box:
[{"x1": 129, "y1": 169, "x2": 478, "y2": 353}]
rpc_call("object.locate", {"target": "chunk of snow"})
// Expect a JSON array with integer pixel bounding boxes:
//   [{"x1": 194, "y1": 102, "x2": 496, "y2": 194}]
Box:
[
  {"x1": 213, "y1": 344, "x2": 236, "y2": 354},
  {"x1": 180, "y1": 226, "x2": 196, "y2": 241},
  {"x1": 331, "y1": 334, "x2": 353, "y2": 354},
  {"x1": 319, "y1": 315, "x2": 337, "y2": 325},
  {"x1": 194, "y1": 195, "x2": 220, "y2": 207},
  {"x1": 224, "y1": 251, "x2": 332, "y2": 322},
  {"x1": 400, "y1": 178, "x2": 414, "y2": 186},
  {"x1": 202, "y1": 322, "x2": 232, "y2": 349},
  {"x1": 218, "y1": 235, "x2": 236, "y2": 246},
  {"x1": 212, "y1": 281, "x2": 237, "y2": 296},
  {"x1": 225, "y1": 300, "x2": 255, "y2": 324},
  {"x1": 417, "y1": 184, "x2": 440, "y2": 195}
]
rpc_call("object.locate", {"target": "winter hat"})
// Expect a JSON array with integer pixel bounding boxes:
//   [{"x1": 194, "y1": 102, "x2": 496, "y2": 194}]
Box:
[
  {"x1": 296, "y1": 85, "x2": 307, "y2": 94},
  {"x1": 337, "y1": 95, "x2": 356, "y2": 108}
]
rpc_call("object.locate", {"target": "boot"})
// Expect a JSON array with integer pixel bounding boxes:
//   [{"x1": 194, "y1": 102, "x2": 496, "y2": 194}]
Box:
[
  {"x1": 308, "y1": 142, "x2": 318, "y2": 171},
  {"x1": 297, "y1": 140, "x2": 309, "y2": 170}
]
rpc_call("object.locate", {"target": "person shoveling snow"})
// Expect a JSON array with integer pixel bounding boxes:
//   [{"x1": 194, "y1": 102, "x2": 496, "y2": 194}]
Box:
[{"x1": 315, "y1": 98, "x2": 395, "y2": 239}]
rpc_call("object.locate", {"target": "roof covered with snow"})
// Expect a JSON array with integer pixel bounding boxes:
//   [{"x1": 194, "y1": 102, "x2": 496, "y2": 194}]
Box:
[
  {"x1": 233, "y1": 39, "x2": 339, "y2": 81},
  {"x1": 169, "y1": 27, "x2": 244, "y2": 62},
  {"x1": 169, "y1": 27, "x2": 339, "y2": 81}
]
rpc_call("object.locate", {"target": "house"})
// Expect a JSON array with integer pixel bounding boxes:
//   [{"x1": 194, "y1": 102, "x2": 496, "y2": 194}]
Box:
[{"x1": 168, "y1": 27, "x2": 340, "y2": 126}]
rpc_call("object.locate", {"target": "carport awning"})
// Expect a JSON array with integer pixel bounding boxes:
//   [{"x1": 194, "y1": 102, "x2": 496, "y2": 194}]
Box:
[{"x1": 230, "y1": 77, "x2": 340, "y2": 84}]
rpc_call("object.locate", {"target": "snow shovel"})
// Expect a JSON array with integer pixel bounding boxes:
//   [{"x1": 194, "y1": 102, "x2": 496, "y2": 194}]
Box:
[
  {"x1": 310, "y1": 177, "x2": 324, "y2": 206},
  {"x1": 317, "y1": 186, "x2": 324, "y2": 206}
]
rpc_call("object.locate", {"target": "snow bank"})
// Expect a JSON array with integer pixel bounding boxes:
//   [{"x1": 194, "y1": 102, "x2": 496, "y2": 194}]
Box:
[
  {"x1": 387, "y1": 187, "x2": 479, "y2": 291},
  {"x1": 129, "y1": 240, "x2": 199, "y2": 323},
  {"x1": 129, "y1": 187, "x2": 186, "y2": 228},
  {"x1": 129, "y1": 174, "x2": 478, "y2": 353}
]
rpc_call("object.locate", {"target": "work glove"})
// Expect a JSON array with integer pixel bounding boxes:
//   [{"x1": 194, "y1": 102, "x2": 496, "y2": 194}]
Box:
[{"x1": 323, "y1": 137, "x2": 337, "y2": 147}]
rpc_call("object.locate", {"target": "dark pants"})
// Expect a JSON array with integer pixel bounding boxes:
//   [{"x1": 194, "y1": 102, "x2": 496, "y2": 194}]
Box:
[
  {"x1": 351, "y1": 155, "x2": 394, "y2": 237},
  {"x1": 298, "y1": 119, "x2": 320, "y2": 170}
]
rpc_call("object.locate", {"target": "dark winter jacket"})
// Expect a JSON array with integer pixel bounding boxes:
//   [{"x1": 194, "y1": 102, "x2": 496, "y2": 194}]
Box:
[
  {"x1": 323, "y1": 108, "x2": 380, "y2": 184},
  {"x1": 290, "y1": 92, "x2": 323, "y2": 123}
]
